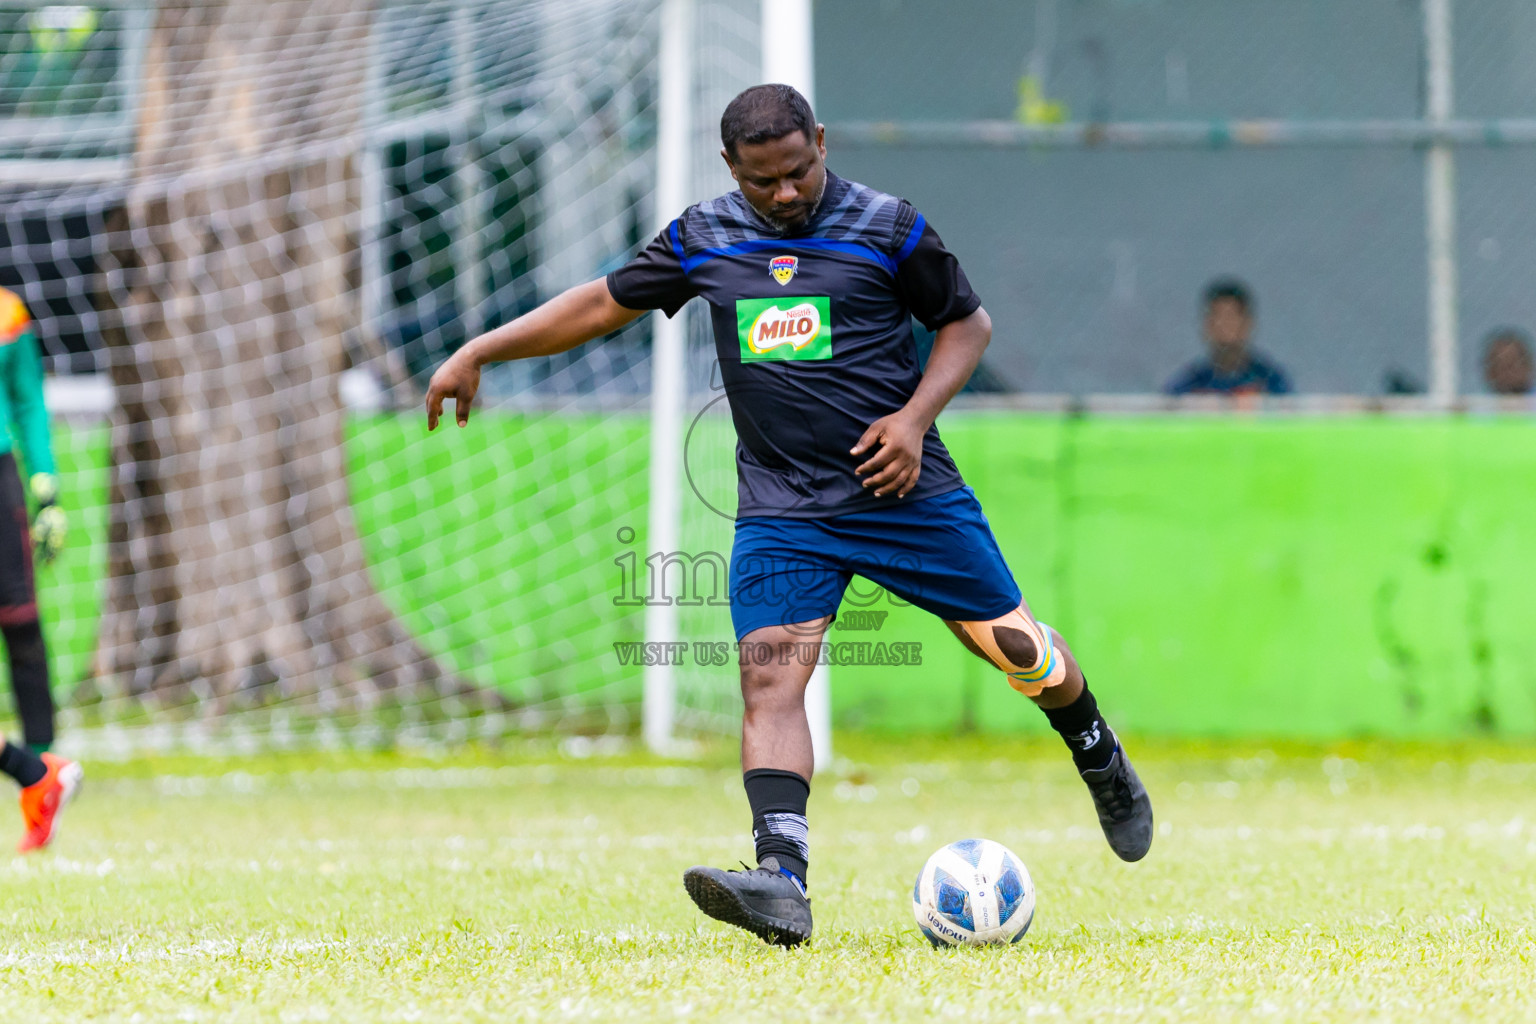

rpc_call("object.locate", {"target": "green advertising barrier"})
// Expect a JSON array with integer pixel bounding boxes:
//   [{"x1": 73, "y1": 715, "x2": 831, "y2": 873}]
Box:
[
  {"x1": 840, "y1": 414, "x2": 1536, "y2": 738},
  {"x1": 25, "y1": 413, "x2": 1536, "y2": 739}
]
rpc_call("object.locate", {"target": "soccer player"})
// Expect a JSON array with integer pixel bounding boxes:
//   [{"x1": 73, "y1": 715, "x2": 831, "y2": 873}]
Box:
[
  {"x1": 426, "y1": 85, "x2": 1152, "y2": 945},
  {"x1": 0, "y1": 287, "x2": 80, "y2": 852}
]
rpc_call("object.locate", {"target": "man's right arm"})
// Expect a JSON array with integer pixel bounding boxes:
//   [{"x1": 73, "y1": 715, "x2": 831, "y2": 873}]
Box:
[
  {"x1": 426, "y1": 279, "x2": 641, "y2": 430},
  {"x1": 427, "y1": 218, "x2": 697, "y2": 430}
]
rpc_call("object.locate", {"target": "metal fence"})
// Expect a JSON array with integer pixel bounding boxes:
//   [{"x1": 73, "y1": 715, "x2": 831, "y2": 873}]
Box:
[
  {"x1": 820, "y1": 0, "x2": 1536, "y2": 401},
  {"x1": 3, "y1": 0, "x2": 1532, "y2": 400}
]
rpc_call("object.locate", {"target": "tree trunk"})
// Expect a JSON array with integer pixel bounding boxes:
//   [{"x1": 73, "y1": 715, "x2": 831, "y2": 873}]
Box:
[{"x1": 97, "y1": 1, "x2": 454, "y2": 711}]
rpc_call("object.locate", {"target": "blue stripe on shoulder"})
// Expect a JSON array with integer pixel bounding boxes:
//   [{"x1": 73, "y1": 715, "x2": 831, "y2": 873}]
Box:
[
  {"x1": 895, "y1": 213, "x2": 926, "y2": 265},
  {"x1": 670, "y1": 220, "x2": 685, "y2": 263},
  {"x1": 679, "y1": 236, "x2": 896, "y2": 275}
]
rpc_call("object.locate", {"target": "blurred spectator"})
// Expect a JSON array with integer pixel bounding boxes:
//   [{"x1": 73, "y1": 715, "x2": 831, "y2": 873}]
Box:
[
  {"x1": 1165, "y1": 279, "x2": 1292, "y2": 396},
  {"x1": 1382, "y1": 369, "x2": 1425, "y2": 395},
  {"x1": 1482, "y1": 328, "x2": 1534, "y2": 396}
]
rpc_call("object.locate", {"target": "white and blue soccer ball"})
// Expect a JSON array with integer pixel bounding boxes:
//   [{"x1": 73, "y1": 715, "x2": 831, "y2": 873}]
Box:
[{"x1": 912, "y1": 838, "x2": 1035, "y2": 946}]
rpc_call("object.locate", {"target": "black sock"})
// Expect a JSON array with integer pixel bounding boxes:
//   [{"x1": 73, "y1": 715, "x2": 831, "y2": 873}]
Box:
[
  {"x1": 3, "y1": 621, "x2": 53, "y2": 752},
  {"x1": 0, "y1": 739, "x2": 46, "y2": 788},
  {"x1": 1039, "y1": 679, "x2": 1118, "y2": 774},
  {"x1": 743, "y1": 768, "x2": 809, "y2": 883}
]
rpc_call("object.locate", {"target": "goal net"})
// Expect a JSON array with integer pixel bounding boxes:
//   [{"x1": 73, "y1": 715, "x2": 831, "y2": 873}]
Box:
[{"x1": 0, "y1": 0, "x2": 760, "y2": 756}]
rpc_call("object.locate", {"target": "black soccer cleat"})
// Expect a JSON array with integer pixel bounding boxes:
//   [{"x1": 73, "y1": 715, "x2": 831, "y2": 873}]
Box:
[
  {"x1": 1080, "y1": 744, "x2": 1154, "y2": 862},
  {"x1": 683, "y1": 856, "x2": 813, "y2": 947}
]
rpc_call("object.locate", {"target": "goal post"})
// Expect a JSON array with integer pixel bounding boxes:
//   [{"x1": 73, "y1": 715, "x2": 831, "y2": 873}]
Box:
[
  {"x1": 0, "y1": 0, "x2": 848, "y2": 758},
  {"x1": 641, "y1": 0, "x2": 833, "y2": 768},
  {"x1": 642, "y1": 0, "x2": 694, "y2": 755},
  {"x1": 758, "y1": 0, "x2": 832, "y2": 771}
]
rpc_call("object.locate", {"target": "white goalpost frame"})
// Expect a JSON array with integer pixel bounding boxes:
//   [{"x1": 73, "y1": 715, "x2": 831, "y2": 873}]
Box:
[
  {"x1": 643, "y1": 0, "x2": 693, "y2": 755},
  {"x1": 1423, "y1": 0, "x2": 1460, "y2": 408},
  {"x1": 761, "y1": 0, "x2": 833, "y2": 772},
  {"x1": 645, "y1": 0, "x2": 831, "y2": 768}
]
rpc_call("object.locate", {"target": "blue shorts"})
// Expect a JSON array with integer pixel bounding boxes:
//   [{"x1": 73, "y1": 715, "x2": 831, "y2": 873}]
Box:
[{"x1": 729, "y1": 486, "x2": 1023, "y2": 640}]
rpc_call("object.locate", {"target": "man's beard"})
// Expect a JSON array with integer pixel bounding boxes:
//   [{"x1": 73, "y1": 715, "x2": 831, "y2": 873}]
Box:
[{"x1": 760, "y1": 174, "x2": 827, "y2": 235}]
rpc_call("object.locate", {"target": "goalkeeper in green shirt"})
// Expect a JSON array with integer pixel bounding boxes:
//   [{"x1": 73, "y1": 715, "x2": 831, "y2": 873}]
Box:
[{"x1": 0, "y1": 288, "x2": 79, "y2": 853}]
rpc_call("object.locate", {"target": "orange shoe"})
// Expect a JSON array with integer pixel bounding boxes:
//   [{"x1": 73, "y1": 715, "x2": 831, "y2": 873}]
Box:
[{"x1": 18, "y1": 753, "x2": 83, "y2": 853}]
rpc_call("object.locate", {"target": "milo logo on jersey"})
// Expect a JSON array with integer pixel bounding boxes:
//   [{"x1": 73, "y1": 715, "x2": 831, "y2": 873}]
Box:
[{"x1": 736, "y1": 296, "x2": 833, "y2": 362}]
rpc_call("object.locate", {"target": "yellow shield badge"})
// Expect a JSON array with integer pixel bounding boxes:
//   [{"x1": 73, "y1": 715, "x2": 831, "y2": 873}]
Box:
[{"x1": 769, "y1": 255, "x2": 798, "y2": 286}]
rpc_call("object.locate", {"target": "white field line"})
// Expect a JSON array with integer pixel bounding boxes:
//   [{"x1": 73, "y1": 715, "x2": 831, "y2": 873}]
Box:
[
  {"x1": 79, "y1": 764, "x2": 711, "y2": 798},
  {"x1": 0, "y1": 937, "x2": 347, "y2": 968}
]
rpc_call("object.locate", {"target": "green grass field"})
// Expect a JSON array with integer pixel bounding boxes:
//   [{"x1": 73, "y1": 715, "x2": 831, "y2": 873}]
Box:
[{"x1": 1, "y1": 736, "x2": 1533, "y2": 1022}]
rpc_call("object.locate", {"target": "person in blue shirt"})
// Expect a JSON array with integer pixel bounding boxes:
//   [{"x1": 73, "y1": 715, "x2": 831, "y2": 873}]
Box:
[
  {"x1": 1165, "y1": 279, "x2": 1292, "y2": 396},
  {"x1": 1483, "y1": 327, "x2": 1534, "y2": 395}
]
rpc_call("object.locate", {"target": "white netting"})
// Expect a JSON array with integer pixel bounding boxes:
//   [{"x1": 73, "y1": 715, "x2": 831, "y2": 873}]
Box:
[
  {"x1": 0, "y1": 0, "x2": 761, "y2": 755},
  {"x1": 674, "y1": 0, "x2": 758, "y2": 735}
]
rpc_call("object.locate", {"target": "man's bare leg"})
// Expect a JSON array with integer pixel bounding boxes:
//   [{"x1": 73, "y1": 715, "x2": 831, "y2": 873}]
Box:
[
  {"x1": 943, "y1": 598, "x2": 1084, "y2": 709},
  {"x1": 740, "y1": 618, "x2": 830, "y2": 779}
]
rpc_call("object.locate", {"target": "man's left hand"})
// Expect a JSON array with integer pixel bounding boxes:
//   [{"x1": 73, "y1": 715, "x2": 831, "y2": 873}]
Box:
[{"x1": 851, "y1": 411, "x2": 925, "y2": 498}]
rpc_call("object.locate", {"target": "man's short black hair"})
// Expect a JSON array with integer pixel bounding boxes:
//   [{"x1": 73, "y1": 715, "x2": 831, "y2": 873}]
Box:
[
  {"x1": 720, "y1": 84, "x2": 816, "y2": 162},
  {"x1": 1203, "y1": 277, "x2": 1253, "y2": 314}
]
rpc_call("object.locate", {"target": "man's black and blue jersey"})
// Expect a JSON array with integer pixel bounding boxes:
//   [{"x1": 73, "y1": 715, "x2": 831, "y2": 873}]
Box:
[{"x1": 607, "y1": 171, "x2": 980, "y2": 519}]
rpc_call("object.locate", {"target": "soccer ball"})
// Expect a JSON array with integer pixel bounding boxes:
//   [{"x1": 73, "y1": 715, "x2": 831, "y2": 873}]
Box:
[{"x1": 912, "y1": 838, "x2": 1035, "y2": 946}]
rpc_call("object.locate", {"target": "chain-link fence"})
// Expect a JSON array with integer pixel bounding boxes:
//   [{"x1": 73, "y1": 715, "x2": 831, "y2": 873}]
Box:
[{"x1": 822, "y1": 0, "x2": 1536, "y2": 399}]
